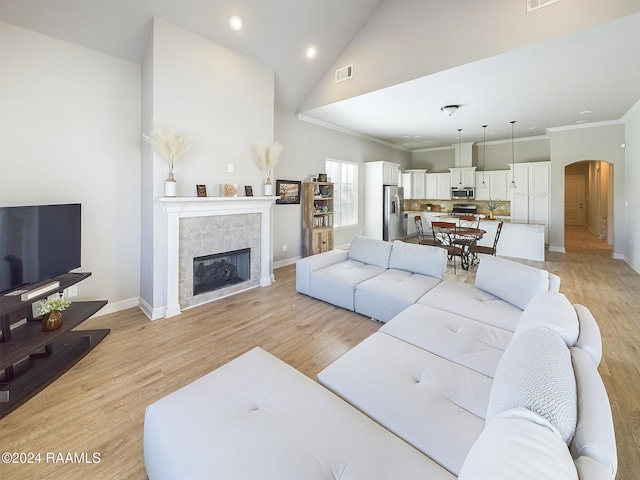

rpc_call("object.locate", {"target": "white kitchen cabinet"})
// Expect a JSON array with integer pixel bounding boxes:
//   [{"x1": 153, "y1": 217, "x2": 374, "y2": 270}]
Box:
[
  {"x1": 425, "y1": 173, "x2": 451, "y2": 200},
  {"x1": 382, "y1": 162, "x2": 400, "y2": 185},
  {"x1": 491, "y1": 170, "x2": 509, "y2": 200},
  {"x1": 508, "y1": 162, "x2": 550, "y2": 244},
  {"x1": 401, "y1": 173, "x2": 413, "y2": 199},
  {"x1": 403, "y1": 169, "x2": 426, "y2": 199},
  {"x1": 449, "y1": 167, "x2": 476, "y2": 188},
  {"x1": 509, "y1": 162, "x2": 549, "y2": 196},
  {"x1": 474, "y1": 170, "x2": 509, "y2": 201}
]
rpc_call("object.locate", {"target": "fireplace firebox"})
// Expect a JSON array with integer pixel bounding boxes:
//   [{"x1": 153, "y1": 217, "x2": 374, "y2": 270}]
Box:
[{"x1": 193, "y1": 248, "x2": 250, "y2": 296}]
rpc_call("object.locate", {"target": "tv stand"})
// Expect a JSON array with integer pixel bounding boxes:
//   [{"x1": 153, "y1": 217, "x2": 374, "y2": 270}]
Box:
[{"x1": 0, "y1": 272, "x2": 109, "y2": 419}]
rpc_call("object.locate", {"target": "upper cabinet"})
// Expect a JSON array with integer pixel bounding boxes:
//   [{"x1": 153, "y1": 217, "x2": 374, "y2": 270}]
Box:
[
  {"x1": 509, "y1": 162, "x2": 550, "y2": 196},
  {"x1": 383, "y1": 162, "x2": 400, "y2": 185},
  {"x1": 366, "y1": 161, "x2": 401, "y2": 187},
  {"x1": 425, "y1": 173, "x2": 451, "y2": 200},
  {"x1": 401, "y1": 169, "x2": 426, "y2": 199},
  {"x1": 475, "y1": 170, "x2": 509, "y2": 201},
  {"x1": 449, "y1": 167, "x2": 476, "y2": 188}
]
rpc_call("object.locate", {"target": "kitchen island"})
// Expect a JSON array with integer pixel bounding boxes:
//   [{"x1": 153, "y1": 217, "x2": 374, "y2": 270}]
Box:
[{"x1": 418, "y1": 213, "x2": 546, "y2": 262}]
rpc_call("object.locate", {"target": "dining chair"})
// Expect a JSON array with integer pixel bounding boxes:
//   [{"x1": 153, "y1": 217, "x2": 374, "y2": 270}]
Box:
[
  {"x1": 415, "y1": 215, "x2": 437, "y2": 246},
  {"x1": 469, "y1": 221, "x2": 503, "y2": 264},
  {"x1": 432, "y1": 221, "x2": 465, "y2": 273},
  {"x1": 454, "y1": 215, "x2": 480, "y2": 249}
]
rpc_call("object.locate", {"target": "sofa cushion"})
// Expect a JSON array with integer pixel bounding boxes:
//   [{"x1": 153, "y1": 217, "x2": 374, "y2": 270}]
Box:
[
  {"x1": 380, "y1": 303, "x2": 513, "y2": 377},
  {"x1": 309, "y1": 259, "x2": 385, "y2": 311},
  {"x1": 418, "y1": 281, "x2": 523, "y2": 331},
  {"x1": 347, "y1": 235, "x2": 393, "y2": 268},
  {"x1": 389, "y1": 240, "x2": 446, "y2": 278},
  {"x1": 487, "y1": 326, "x2": 577, "y2": 444},
  {"x1": 574, "y1": 304, "x2": 603, "y2": 367},
  {"x1": 144, "y1": 347, "x2": 455, "y2": 480},
  {"x1": 296, "y1": 249, "x2": 349, "y2": 295},
  {"x1": 515, "y1": 291, "x2": 579, "y2": 347},
  {"x1": 570, "y1": 347, "x2": 617, "y2": 477},
  {"x1": 318, "y1": 332, "x2": 489, "y2": 476},
  {"x1": 354, "y1": 270, "x2": 441, "y2": 323},
  {"x1": 458, "y1": 407, "x2": 578, "y2": 480},
  {"x1": 474, "y1": 254, "x2": 550, "y2": 310}
]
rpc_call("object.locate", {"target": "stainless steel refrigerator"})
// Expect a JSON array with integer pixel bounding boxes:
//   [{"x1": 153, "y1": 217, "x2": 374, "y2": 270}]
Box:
[{"x1": 383, "y1": 185, "x2": 406, "y2": 241}]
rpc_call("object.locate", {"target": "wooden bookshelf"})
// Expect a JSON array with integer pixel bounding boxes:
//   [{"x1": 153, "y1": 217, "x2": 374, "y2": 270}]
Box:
[{"x1": 302, "y1": 182, "x2": 334, "y2": 257}]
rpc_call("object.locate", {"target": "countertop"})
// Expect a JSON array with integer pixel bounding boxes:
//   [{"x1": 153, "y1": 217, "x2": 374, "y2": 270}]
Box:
[{"x1": 408, "y1": 211, "x2": 545, "y2": 226}]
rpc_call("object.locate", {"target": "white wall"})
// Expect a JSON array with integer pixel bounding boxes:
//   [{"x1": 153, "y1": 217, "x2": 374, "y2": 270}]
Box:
[
  {"x1": 140, "y1": 18, "x2": 274, "y2": 318},
  {"x1": 624, "y1": 102, "x2": 640, "y2": 271},
  {"x1": 274, "y1": 109, "x2": 410, "y2": 261},
  {"x1": 0, "y1": 21, "x2": 141, "y2": 310},
  {"x1": 548, "y1": 123, "x2": 626, "y2": 254}
]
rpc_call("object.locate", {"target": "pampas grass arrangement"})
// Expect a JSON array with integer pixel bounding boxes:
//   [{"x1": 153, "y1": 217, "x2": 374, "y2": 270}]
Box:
[
  {"x1": 143, "y1": 123, "x2": 190, "y2": 178},
  {"x1": 253, "y1": 142, "x2": 283, "y2": 184}
]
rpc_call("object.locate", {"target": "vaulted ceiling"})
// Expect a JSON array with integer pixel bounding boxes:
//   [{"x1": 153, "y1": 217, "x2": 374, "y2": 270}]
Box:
[{"x1": 1, "y1": 0, "x2": 639, "y2": 150}]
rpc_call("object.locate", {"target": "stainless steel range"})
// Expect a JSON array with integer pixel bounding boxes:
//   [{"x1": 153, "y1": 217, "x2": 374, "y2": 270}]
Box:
[{"x1": 451, "y1": 203, "x2": 478, "y2": 216}]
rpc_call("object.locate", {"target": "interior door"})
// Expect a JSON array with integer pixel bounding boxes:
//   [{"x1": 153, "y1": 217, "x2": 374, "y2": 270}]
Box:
[{"x1": 565, "y1": 174, "x2": 585, "y2": 225}]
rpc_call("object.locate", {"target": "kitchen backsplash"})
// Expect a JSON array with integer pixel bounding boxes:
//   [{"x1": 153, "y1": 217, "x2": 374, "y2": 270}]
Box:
[{"x1": 404, "y1": 199, "x2": 511, "y2": 216}]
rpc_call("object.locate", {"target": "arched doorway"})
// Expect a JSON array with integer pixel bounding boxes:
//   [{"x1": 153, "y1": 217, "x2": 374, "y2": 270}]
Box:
[{"x1": 564, "y1": 160, "x2": 613, "y2": 251}]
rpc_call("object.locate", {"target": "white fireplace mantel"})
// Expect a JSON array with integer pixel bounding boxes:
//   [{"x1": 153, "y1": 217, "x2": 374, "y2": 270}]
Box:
[{"x1": 159, "y1": 196, "x2": 276, "y2": 318}]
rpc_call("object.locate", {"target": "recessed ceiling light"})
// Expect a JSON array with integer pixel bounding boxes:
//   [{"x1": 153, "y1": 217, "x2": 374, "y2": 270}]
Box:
[
  {"x1": 305, "y1": 46, "x2": 317, "y2": 59},
  {"x1": 414, "y1": 135, "x2": 421, "y2": 139},
  {"x1": 580, "y1": 110, "x2": 592, "y2": 115},
  {"x1": 401, "y1": 134, "x2": 409, "y2": 138},
  {"x1": 229, "y1": 15, "x2": 243, "y2": 31},
  {"x1": 576, "y1": 120, "x2": 587, "y2": 124},
  {"x1": 529, "y1": 126, "x2": 537, "y2": 130}
]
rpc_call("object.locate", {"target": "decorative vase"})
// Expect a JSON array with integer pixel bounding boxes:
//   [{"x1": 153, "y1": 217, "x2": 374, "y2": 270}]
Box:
[
  {"x1": 264, "y1": 177, "x2": 273, "y2": 196},
  {"x1": 488, "y1": 210, "x2": 495, "y2": 219},
  {"x1": 43, "y1": 310, "x2": 63, "y2": 332},
  {"x1": 165, "y1": 172, "x2": 177, "y2": 197}
]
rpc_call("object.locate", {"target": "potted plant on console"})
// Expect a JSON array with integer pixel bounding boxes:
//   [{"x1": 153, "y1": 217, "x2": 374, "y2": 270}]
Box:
[
  {"x1": 486, "y1": 198, "x2": 500, "y2": 220},
  {"x1": 36, "y1": 296, "x2": 71, "y2": 332}
]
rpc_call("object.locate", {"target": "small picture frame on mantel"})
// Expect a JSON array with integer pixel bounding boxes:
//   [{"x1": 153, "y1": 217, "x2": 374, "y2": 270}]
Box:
[
  {"x1": 244, "y1": 186, "x2": 253, "y2": 197},
  {"x1": 196, "y1": 185, "x2": 207, "y2": 197}
]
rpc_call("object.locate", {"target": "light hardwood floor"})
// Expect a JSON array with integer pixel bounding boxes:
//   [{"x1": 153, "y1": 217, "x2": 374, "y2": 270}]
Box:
[{"x1": 1, "y1": 225, "x2": 638, "y2": 479}]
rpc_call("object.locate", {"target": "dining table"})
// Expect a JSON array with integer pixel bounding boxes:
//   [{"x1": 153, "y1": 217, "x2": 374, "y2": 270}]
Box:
[{"x1": 438, "y1": 225, "x2": 486, "y2": 270}]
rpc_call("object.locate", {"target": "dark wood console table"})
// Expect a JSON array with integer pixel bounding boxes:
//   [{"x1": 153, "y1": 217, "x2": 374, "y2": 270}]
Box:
[{"x1": 0, "y1": 272, "x2": 109, "y2": 419}]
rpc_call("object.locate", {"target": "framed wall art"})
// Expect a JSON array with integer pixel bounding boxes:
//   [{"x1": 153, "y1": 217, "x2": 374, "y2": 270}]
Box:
[{"x1": 275, "y1": 179, "x2": 301, "y2": 205}]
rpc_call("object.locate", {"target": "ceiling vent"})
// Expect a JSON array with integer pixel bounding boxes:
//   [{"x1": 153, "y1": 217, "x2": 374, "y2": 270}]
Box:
[
  {"x1": 335, "y1": 65, "x2": 353, "y2": 83},
  {"x1": 527, "y1": 0, "x2": 561, "y2": 12}
]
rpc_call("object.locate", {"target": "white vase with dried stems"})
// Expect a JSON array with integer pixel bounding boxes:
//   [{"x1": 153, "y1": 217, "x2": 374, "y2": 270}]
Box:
[
  {"x1": 253, "y1": 142, "x2": 283, "y2": 196},
  {"x1": 143, "y1": 123, "x2": 190, "y2": 197}
]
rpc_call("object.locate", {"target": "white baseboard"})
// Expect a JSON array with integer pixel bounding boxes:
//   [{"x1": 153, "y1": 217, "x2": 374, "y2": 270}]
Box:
[
  {"x1": 91, "y1": 296, "x2": 139, "y2": 317},
  {"x1": 138, "y1": 297, "x2": 166, "y2": 321},
  {"x1": 273, "y1": 256, "x2": 301, "y2": 269},
  {"x1": 622, "y1": 255, "x2": 640, "y2": 275},
  {"x1": 548, "y1": 246, "x2": 566, "y2": 253}
]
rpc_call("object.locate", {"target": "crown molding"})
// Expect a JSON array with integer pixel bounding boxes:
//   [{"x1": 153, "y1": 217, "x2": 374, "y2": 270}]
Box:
[
  {"x1": 621, "y1": 98, "x2": 640, "y2": 122},
  {"x1": 296, "y1": 114, "x2": 410, "y2": 152},
  {"x1": 413, "y1": 134, "x2": 550, "y2": 152},
  {"x1": 546, "y1": 119, "x2": 623, "y2": 134}
]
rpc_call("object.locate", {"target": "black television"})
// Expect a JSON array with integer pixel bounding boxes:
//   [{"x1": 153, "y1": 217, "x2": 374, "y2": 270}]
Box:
[{"x1": 0, "y1": 204, "x2": 81, "y2": 295}]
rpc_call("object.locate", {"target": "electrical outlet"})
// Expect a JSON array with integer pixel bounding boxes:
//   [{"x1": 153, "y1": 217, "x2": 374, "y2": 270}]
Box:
[
  {"x1": 227, "y1": 163, "x2": 234, "y2": 172},
  {"x1": 282, "y1": 245, "x2": 287, "y2": 252},
  {"x1": 66, "y1": 285, "x2": 78, "y2": 298}
]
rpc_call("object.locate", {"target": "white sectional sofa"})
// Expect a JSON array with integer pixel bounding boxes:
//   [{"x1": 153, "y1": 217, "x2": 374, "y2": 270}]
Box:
[{"x1": 143, "y1": 236, "x2": 616, "y2": 480}]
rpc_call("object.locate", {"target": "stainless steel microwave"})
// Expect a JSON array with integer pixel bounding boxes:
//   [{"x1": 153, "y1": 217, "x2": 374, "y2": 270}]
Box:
[{"x1": 451, "y1": 188, "x2": 474, "y2": 199}]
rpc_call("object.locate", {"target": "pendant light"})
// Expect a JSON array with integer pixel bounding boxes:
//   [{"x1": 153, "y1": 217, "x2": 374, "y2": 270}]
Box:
[
  {"x1": 481, "y1": 125, "x2": 487, "y2": 188},
  {"x1": 457, "y1": 128, "x2": 463, "y2": 188},
  {"x1": 509, "y1": 121, "x2": 517, "y2": 189}
]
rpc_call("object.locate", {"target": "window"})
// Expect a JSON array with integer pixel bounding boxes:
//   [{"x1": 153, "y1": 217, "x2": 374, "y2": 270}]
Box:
[{"x1": 325, "y1": 159, "x2": 358, "y2": 227}]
